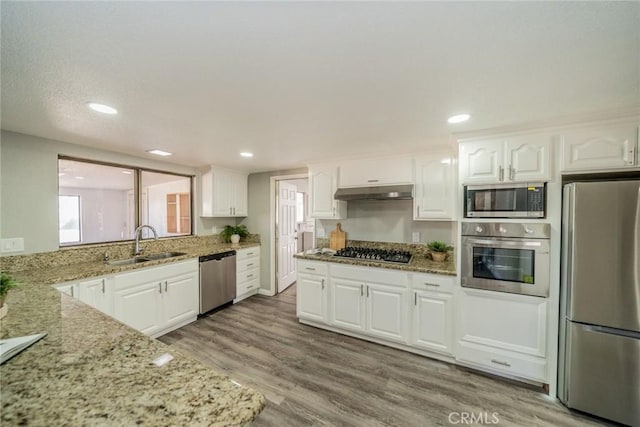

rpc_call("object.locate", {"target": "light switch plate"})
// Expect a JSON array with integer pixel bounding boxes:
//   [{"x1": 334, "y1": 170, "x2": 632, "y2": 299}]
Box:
[
  {"x1": 412, "y1": 232, "x2": 420, "y2": 243},
  {"x1": 1, "y1": 238, "x2": 25, "y2": 253}
]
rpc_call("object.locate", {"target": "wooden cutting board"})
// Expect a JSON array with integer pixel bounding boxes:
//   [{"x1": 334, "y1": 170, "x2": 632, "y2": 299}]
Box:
[{"x1": 329, "y1": 223, "x2": 347, "y2": 250}]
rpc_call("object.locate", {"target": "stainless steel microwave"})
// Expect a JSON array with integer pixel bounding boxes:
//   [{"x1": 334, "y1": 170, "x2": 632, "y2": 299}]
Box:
[{"x1": 464, "y1": 182, "x2": 546, "y2": 218}]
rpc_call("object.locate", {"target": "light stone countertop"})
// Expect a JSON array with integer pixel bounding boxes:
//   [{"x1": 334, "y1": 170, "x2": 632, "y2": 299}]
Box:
[
  {"x1": 294, "y1": 251, "x2": 456, "y2": 276},
  {"x1": 0, "y1": 242, "x2": 265, "y2": 426}
]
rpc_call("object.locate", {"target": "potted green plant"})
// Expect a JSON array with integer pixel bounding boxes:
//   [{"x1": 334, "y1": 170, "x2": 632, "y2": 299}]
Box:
[
  {"x1": 427, "y1": 241, "x2": 452, "y2": 262},
  {"x1": 220, "y1": 224, "x2": 249, "y2": 244},
  {"x1": 1, "y1": 273, "x2": 20, "y2": 319}
]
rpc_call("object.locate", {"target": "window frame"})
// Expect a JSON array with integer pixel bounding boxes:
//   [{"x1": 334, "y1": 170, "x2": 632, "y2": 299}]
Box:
[{"x1": 57, "y1": 155, "x2": 195, "y2": 248}]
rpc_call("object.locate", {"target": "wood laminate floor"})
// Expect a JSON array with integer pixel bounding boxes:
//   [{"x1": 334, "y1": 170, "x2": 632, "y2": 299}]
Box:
[{"x1": 159, "y1": 285, "x2": 608, "y2": 427}]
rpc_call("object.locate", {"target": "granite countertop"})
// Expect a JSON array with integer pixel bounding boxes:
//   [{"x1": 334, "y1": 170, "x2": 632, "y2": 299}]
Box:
[
  {"x1": 0, "y1": 242, "x2": 265, "y2": 425},
  {"x1": 294, "y1": 251, "x2": 456, "y2": 276}
]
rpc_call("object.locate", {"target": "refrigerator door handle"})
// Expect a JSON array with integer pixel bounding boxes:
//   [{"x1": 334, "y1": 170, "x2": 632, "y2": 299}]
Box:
[{"x1": 583, "y1": 324, "x2": 640, "y2": 340}]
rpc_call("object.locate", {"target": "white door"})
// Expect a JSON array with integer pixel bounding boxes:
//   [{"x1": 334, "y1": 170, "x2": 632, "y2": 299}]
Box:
[
  {"x1": 414, "y1": 154, "x2": 456, "y2": 220},
  {"x1": 365, "y1": 283, "x2": 408, "y2": 344},
  {"x1": 560, "y1": 123, "x2": 638, "y2": 171},
  {"x1": 460, "y1": 140, "x2": 504, "y2": 184},
  {"x1": 277, "y1": 181, "x2": 297, "y2": 293},
  {"x1": 309, "y1": 167, "x2": 337, "y2": 218},
  {"x1": 412, "y1": 290, "x2": 453, "y2": 355},
  {"x1": 330, "y1": 278, "x2": 365, "y2": 332},
  {"x1": 505, "y1": 136, "x2": 552, "y2": 181},
  {"x1": 113, "y1": 281, "x2": 163, "y2": 336},
  {"x1": 297, "y1": 273, "x2": 326, "y2": 322},
  {"x1": 163, "y1": 272, "x2": 198, "y2": 325}
]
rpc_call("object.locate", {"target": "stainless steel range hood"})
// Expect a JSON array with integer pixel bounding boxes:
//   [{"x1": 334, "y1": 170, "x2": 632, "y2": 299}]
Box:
[{"x1": 334, "y1": 184, "x2": 414, "y2": 201}]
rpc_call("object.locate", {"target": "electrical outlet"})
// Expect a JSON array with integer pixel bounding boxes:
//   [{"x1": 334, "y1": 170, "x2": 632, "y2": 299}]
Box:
[
  {"x1": 1, "y1": 238, "x2": 25, "y2": 253},
  {"x1": 412, "y1": 232, "x2": 420, "y2": 243}
]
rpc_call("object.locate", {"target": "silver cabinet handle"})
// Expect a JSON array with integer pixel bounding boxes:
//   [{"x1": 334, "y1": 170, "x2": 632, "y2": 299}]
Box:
[
  {"x1": 247, "y1": 263, "x2": 254, "y2": 267},
  {"x1": 333, "y1": 207, "x2": 336, "y2": 216},
  {"x1": 247, "y1": 252, "x2": 254, "y2": 256},
  {"x1": 305, "y1": 267, "x2": 316, "y2": 271},
  {"x1": 499, "y1": 166, "x2": 504, "y2": 181},
  {"x1": 321, "y1": 279, "x2": 325, "y2": 289},
  {"x1": 366, "y1": 285, "x2": 369, "y2": 297},
  {"x1": 416, "y1": 205, "x2": 419, "y2": 217},
  {"x1": 165, "y1": 281, "x2": 168, "y2": 293},
  {"x1": 414, "y1": 292, "x2": 417, "y2": 305},
  {"x1": 70, "y1": 286, "x2": 74, "y2": 297},
  {"x1": 628, "y1": 146, "x2": 636, "y2": 165},
  {"x1": 247, "y1": 274, "x2": 254, "y2": 278},
  {"x1": 425, "y1": 283, "x2": 440, "y2": 287},
  {"x1": 158, "y1": 282, "x2": 162, "y2": 293},
  {"x1": 246, "y1": 284, "x2": 253, "y2": 290},
  {"x1": 509, "y1": 165, "x2": 515, "y2": 181},
  {"x1": 360, "y1": 284, "x2": 364, "y2": 296},
  {"x1": 491, "y1": 359, "x2": 511, "y2": 367},
  {"x1": 367, "y1": 179, "x2": 379, "y2": 183}
]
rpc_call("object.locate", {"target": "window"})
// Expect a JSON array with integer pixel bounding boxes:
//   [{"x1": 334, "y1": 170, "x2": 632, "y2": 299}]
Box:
[
  {"x1": 58, "y1": 195, "x2": 81, "y2": 244},
  {"x1": 58, "y1": 157, "x2": 193, "y2": 246}
]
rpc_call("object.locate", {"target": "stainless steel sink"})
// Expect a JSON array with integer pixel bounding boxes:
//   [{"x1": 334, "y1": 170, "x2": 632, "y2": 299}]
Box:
[
  {"x1": 106, "y1": 252, "x2": 187, "y2": 266},
  {"x1": 144, "y1": 251, "x2": 187, "y2": 260},
  {"x1": 107, "y1": 257, "x2": 151, "y2": 266}
]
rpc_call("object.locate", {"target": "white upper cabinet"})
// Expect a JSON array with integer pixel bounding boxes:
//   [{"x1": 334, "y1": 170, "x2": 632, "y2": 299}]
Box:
[
  {"x1": 309, "y1": 165, "x2": 346, "y2": 219},
  {"x1": 339, "y1": 156, "x2": 413, "y2": 188},
  {"x1": 560, "y1": 122, "x2": 639, "y2": 172},
  {"x1": 201, "y1": 167, "x2": 248, "y2": 217},
  {"x1": 413, "y1": 153, "x2": 457, "y2": 220},
  {"x1": 460, "y1": 135, "x2": 552, "y2": 184}
]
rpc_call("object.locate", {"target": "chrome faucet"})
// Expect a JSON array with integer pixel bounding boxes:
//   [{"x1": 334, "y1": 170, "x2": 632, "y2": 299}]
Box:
[{"x1": 134, "y1": 225, "x2": 158, "y2": 256}]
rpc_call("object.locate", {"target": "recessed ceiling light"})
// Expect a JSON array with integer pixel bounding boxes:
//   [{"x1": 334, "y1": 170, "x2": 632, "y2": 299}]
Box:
[
  {"x1": 121, "y1": 170, "x2": 133, "y2": 175},
  {"x1": 240, "y1": 152, "x2": 254, "y2": 158},
  {"x1": 75, "y1": 176, "x2": 85, "y2": 180},
  {"x1": 87, "y1": 102, "x2": 118, "y2": 115},
  {"x1": 447, "y1": 114, "x2": 470, "y2": 124},
  {"x1": 146, "y1": 149, "x2": 173, "y2": 157}
]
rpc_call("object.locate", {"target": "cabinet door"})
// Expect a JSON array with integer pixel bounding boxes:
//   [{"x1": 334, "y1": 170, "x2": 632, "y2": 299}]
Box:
[
  {"x1": 309, "y1": 166, "x2": 344, "y2": 219},
  {"x1": 414, "y1": 154, "x2": 456, "y2": 220},
  {"x1": 505, "y1": 136, "x2": 552, "y2": 181},
  {"x1": 54, "y1": 282, "x2": 79, "y2": 298},
  {"x1": 365, "y1": 283, "x2": 408, "y2": 343},
  {"x1": 297, "y1": 273, "x2": 327, "y2": 323},
  {"x1": 163, "y1": 272, "x2": 198, "y2": 326},
  {"x1": 231, "y1": 172, "x2": 248, "y2": 216},
  {"x1": 78, "y1": 277, "x2": 111, "y2": 315},
  {"x1": 412, "y1": 290, "x2": 453, "y2": 355},
  {"x1": 459, "y1": 140, "x2": 504, "y2": 184},
  {"x1": 339, "y1": 157, "x2": 413, "y2": 187},
  {"x1": 561, "y1": 123, "x2": 638, "y2": 171},
  {"x1": 458, "y1": 289, "x2": 547, "y2": 357},
  {"x1": 212, "y1": 170, "x2": 233, "y2": 216},
  {"x1": 330, "y1": 278, "x2": 365, "y2": 332},
  {"x1": 113, "y1": 281, "x2": 163, "y2": 336}
]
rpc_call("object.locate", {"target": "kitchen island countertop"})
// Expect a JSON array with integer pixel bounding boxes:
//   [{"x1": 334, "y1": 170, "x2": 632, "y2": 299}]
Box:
[{"x1": 0, "y1": 242, "x2": 265, "y2": 426}]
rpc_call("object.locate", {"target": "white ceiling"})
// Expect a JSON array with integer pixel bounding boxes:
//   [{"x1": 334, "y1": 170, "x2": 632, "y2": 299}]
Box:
[{"x1": 2, "y1": 2, "x2": 639, "y2": 173}]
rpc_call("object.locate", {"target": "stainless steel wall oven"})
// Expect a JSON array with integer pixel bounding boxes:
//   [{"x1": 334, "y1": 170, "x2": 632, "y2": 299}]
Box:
[{"x1": 461, "y1": 222, "x2": 550, "y2": 297}]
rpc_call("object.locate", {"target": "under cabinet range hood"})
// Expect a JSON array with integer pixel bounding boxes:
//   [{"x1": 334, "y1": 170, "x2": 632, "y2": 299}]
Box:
[{"x1": 334, "y1": 184, "x2": 414, "y2": 201}]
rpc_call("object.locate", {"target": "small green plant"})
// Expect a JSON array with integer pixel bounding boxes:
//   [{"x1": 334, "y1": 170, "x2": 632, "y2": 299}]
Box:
[
  {"x1": 220, "y1": 224, "x2": 250, "y2": 243},
  {"x1": 0, "y1": 273, "x2": 20, "y2": 306},
  {"x1": 427, "y1": 241, "x2": 452, "y2": 253}
]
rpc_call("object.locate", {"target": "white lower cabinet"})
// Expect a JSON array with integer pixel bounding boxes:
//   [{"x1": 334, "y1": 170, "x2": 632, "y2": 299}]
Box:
[
  {"x1": 235, "y1": 247, "x2": 261, "y2": 303},
  {"x1": 54, "y1": 282, "x2": 79, "y2": 298},
  {"x1": 329, "y1": 264, "x2": 409, "y2": 344},
  {"x1": 297, "y1": 260, "x2": 328, "y2": 323},
  {"x1": 78, "y1": 277, "x2": 112, "y2": 316},
  {"x1": 114, "y1": 260, "x2": 198, "y2": 338},
  {"x1": 456, "y1": 288, "x2": 547, "y2": 382},
  {"x1": 410, "y1": 273, "x2": 455, "y2": 355}
]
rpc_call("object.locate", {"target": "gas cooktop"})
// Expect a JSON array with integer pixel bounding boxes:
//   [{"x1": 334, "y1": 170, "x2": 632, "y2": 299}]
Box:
[{"x1": 334, "y1": 247, "x2": 413, "y2": 264}]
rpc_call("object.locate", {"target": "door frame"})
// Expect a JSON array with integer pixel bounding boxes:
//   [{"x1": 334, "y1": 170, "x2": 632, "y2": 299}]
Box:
[{"x1": 268, "y1": 173, "x2": 308, "y2": 296}]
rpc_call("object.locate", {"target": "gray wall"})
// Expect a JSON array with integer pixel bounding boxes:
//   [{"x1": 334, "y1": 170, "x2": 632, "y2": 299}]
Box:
[
  {"x1": 317, "y1": 199, "x2": 456, "y2": 246},
  {"x1": 0, "y1": 130, "x2": 214, "y2": 254},
  {"x1": 242, "y1": 168, "x2": 307, "y2": 291}
]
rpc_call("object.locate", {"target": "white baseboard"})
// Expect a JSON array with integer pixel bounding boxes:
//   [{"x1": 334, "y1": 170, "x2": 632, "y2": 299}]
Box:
[{"x1": 258, "y1": 288, "x2": 276, "y2": 297}]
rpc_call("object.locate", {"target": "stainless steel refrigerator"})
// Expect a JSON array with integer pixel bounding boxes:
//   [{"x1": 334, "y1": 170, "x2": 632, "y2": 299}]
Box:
[{"x1": 559, "y1": 180, "x2": 640, "y2": 426}]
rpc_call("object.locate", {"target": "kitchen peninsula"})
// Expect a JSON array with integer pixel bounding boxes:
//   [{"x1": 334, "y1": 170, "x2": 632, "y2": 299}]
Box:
[{"x1": 0, "y1": 237, "x2": 265, "y2": 425}]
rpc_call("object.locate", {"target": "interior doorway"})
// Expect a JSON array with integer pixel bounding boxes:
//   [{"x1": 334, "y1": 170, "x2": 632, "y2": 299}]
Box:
[{"x1": 271, "y1": 175, "x2": 312, "y2": 294}]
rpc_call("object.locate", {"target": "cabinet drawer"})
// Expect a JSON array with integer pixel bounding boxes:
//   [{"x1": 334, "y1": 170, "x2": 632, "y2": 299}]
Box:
[
  {"x1": 297, "y1": 260, "x2": 328, "y2": 276},
  {"x1": 411, "y1": 273, "x2": 455, "y2": 293},
  {"x1": 236, "y1": 247, "x2": 260, "y2": 261},
  {"x1": 237, "y1": 266, "x2": 259, "y2": 285},
  {"x1": 237, "y1": 257, "x2": 260, "y2": 273},
  {"x1": 237, "y1": 276, "x2": 260, "y2": 295},
  {"x1": 332, "y1": 264, "x2": 408, "y2": 286},
  {"x1": 457, "y1": 341, "x2": 547, "y2": 382}
]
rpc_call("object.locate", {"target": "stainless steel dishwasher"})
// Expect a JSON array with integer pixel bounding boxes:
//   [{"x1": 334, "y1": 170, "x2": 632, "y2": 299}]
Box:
[{"x1": 199, "y1": 250, "x2": 236, "y2": 314}]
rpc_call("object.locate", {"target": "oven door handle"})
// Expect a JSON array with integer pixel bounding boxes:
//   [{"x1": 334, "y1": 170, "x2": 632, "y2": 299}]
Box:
[{"x1": 464, "y1": 238, "x2": 544, "y2": 249}]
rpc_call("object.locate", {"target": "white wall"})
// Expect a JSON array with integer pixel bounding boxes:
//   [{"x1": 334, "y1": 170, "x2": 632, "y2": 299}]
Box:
[
  {"x1": 317, "y1": 199, "x2": 456, "y2": 246},
  {"x1": 60, "y1": 187, "x2": 129, "y2": 243},
  {"x1": 0, "y1": 130, "x2": 204, "y2": 254}
]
